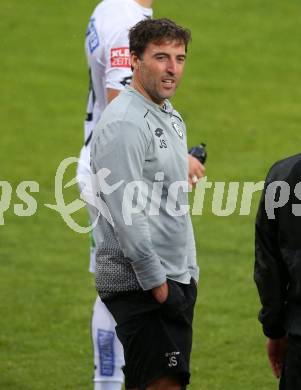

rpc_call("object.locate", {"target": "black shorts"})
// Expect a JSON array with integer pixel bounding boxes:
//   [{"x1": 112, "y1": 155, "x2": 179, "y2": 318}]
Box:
[{"x1": 103, "y1": 278, "x2": 197, "y2": 390}]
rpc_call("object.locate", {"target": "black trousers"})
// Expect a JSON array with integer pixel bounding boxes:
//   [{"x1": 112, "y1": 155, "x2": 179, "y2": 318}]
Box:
[{"x1": 280, "y1": 334, "x2": 301, "y2": 390}]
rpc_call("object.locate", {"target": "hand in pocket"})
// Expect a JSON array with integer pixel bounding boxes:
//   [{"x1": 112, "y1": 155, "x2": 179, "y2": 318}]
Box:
[{"x1": 163, "y1": 280, "x2": 187, "y2": 315}]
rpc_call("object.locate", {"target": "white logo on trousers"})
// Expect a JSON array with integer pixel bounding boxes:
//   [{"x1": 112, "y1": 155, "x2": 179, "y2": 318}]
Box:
[{"x1": 168, "y1": 356, "x2": 178, "y2": 367}]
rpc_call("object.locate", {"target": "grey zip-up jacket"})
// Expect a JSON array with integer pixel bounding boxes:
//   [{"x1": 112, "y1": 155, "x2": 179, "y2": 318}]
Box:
[{"x1": 90, "y1": 86, "x2": 199, "y2": 299}]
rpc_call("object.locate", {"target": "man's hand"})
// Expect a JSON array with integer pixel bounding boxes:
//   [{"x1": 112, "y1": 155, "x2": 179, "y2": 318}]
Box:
[
  {"x1": 188, "y1": 154, "x2": 205, "y2": 188},
  {"x1": 266, "y1": 336, "x2": 288, "y2": 378},
  {"x1": 151, "y1": 281, "x2": 168, "y2": 304}
]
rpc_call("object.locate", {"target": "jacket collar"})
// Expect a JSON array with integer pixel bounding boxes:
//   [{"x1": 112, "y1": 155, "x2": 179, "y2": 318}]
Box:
[{"x1": 125, "y1": 85, "x2": 173, "y2": 116}]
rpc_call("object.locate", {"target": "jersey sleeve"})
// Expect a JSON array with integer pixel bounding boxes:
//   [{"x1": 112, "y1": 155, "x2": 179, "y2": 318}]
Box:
[
  {"x1": 104, "y1": 28, "x2": 133, "y2": 91},
  {"x1": 254, "y1": 171, "x2": 288, "y2": 339}
]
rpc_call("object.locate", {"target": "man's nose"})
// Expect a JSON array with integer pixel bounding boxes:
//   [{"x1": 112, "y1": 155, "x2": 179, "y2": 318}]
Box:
[{"x1": 166, "y1": 59, "x2": 177, "y2": 75}]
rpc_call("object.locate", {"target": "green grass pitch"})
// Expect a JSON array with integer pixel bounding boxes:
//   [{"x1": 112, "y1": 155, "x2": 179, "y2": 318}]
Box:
[{"x1": 1, "y1": 1, "x2": 301, "y2": 389}]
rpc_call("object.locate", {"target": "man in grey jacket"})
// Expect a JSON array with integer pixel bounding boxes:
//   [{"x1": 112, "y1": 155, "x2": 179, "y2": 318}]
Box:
[{"x1": 91, "y1": 18, "x2": 200, "y2": 390}]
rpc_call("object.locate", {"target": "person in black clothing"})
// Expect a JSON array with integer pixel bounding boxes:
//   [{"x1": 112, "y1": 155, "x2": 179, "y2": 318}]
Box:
[{"x1": 254, "y1": 153, "x2": 301, "y2": 389}]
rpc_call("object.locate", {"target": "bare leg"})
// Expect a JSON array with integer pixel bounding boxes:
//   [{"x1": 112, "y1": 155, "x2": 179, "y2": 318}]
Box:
[{"x1": 147, "y1": 376, "x2": 181, "y2": 390}]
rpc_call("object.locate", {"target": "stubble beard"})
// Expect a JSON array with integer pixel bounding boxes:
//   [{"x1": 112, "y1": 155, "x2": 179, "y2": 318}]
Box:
[{"x1": 143, "y1": 75, "x2": 178, "y2": 104}]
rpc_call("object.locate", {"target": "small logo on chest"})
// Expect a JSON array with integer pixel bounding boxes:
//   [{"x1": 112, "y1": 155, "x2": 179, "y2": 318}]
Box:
[
  {"x1": 172, "y1": 122, "x2": 183, "y2": 139},
  {"x1": 155, "y1": 128, "x2": 164, "y2": 137},
  {"x1": 154, "y1": 128, "x2": 167, "y2": 149},
  {"x1": 159, "y1": 139, "x2": 167, "y2": 149}
]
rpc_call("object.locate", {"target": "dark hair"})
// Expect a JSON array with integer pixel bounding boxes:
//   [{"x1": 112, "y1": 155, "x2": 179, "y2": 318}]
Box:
[{"x1": 129, "y1": 18, "x2": 191, "y2": 58}]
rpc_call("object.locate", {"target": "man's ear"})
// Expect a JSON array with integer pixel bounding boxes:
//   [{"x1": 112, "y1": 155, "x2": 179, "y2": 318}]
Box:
[{"x1": 130, "y1": 53, "x2": 139, "y2": 71}]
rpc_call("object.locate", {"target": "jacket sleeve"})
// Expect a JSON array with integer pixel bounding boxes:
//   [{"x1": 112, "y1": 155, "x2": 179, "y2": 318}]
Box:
[
  {"x1": 187, "y1": 214, "x2": 199, "y2": 282},
  {"x1": 91, "y1": 119, "x2": 167, "y2": 291},
  {"x1": 254, "y1": 178, "x2": 288, "y2": 339}
]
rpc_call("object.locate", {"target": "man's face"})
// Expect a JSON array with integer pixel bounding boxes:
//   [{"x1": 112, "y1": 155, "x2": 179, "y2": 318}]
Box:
[{"x1": 131, "y1": 40, "x2": 187, "y2": 105}]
